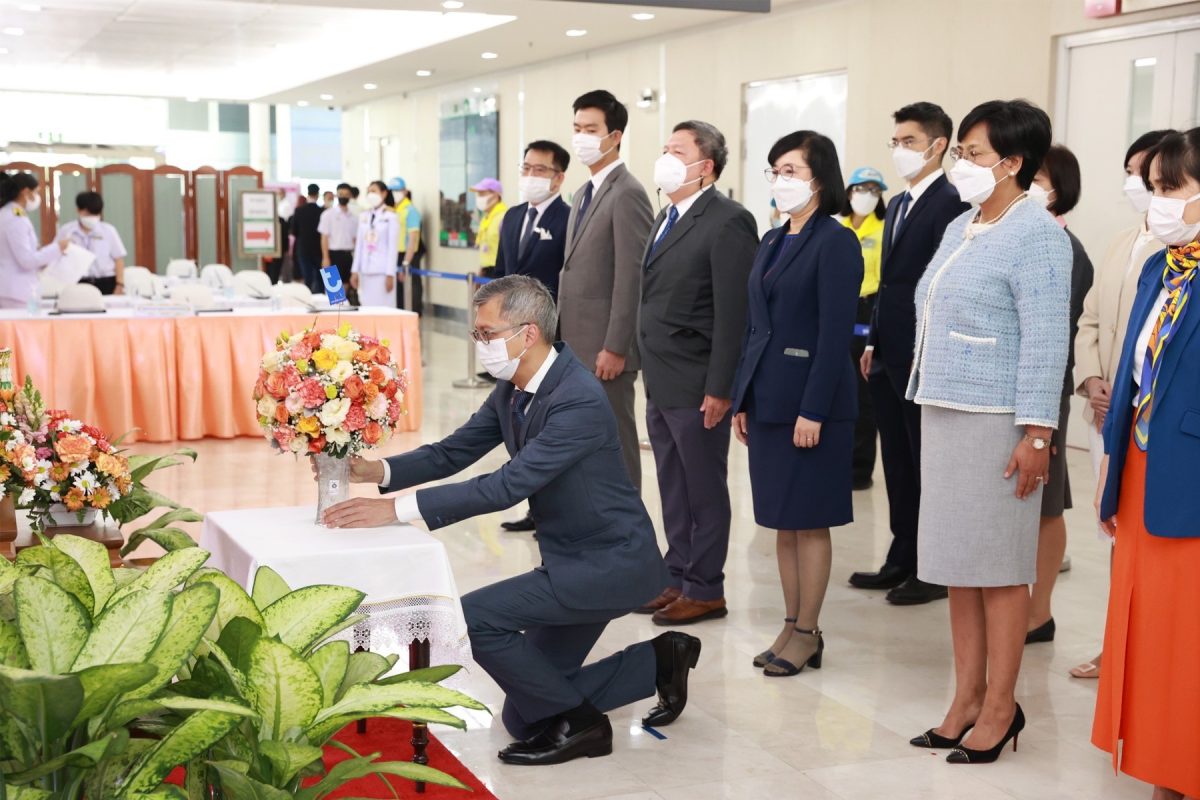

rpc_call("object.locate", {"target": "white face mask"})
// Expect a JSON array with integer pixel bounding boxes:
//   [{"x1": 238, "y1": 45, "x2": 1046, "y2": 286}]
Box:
[
  {"x1": 366, "y1": 192, "x2": 384, "y2": 209},
  {"x1": 475, "y1": 325, "x2": 529, "y2": 381},
  {"x1": 771, "y1": 175, "x2": 815, "y2": 214},
  {"x1": 1027, "y1": 183, "x2": 1053, "y2": 210},
  {"x1": 519, "y1": 176, "x2": 554, "y2": 205},
  {"x1": 653, "y1": 153, "x2": 704, "y2": 195},
  {"x1": 572, "y1": 131, "x2": 614, "y2": 167},
  {"x1": 849, "y1": 192, "x2": 878, "y2": 217},
  {"x1": 24, "y1": 193, "x2": 41, "y2": 213},
  {"x1": 1124, "y1": 173, "x2": 1152, "y2": 214},
  {"x1": 477, "y1": 194, "x2": 496, "y2": 212},
  {"x1": 892, "y1": 141, "x2": 936, "y2": 181},
  {"x1": 949, "y1": 156, "x2": 1010, "y2": 205},
  {"x1": 1146, "y1": 192, "x2": 1200, "y2": 246},
  {"x1": 78, "y1": 214, "x2": 99, "y2": 231}
]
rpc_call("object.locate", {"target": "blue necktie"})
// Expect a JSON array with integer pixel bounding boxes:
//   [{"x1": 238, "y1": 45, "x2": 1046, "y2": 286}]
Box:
[
  {"x1": 891, "y1": 191, "x2": 911, "y2": 244},
  {"x1": 574, "y1": 182, "x2": 594, "y2": 237},
  {"x1": 511, "y1": 389, "x2": 530, "y2": 430},
  {"x1": 518, "y1": 206, "x2": 539, "y2": 260},
  {"x1": 648, "y1": 206, "x2": 679, "y2": 262}
]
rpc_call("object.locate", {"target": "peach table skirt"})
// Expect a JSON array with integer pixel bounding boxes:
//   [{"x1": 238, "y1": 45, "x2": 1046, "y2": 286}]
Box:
[{"x1": 0, "y1": 310, "x2": 422, "y2": 443}]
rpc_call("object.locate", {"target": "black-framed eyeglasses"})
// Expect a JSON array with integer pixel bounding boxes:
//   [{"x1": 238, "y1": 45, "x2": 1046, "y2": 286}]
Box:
[
  {"x1": 519, "y1": 163, "x2": 562, "y2": 178},
  {"x1": 470, "y1": 323, "x2": 532, "y2": 343}
]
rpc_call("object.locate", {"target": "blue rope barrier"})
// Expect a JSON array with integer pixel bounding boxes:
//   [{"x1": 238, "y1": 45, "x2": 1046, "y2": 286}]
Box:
[{"x1": 409, "y1": 268, "x2": 492, "y2": 283}]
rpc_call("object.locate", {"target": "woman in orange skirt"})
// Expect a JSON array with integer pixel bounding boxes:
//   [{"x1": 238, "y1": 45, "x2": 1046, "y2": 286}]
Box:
[{"x1": 1092, "y1": 129, "x2": 1200, "y2": 800}]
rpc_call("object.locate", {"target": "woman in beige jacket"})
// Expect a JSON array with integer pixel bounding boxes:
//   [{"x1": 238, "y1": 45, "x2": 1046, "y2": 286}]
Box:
[{"x1": 1070, "y1": 129, "x2": 1169, "y2": 679}]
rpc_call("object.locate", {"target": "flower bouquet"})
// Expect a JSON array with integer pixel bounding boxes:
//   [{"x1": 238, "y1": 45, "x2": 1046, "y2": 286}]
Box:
[{"x1": 255, "y1": 323, "x2": 408, "y2": 521}]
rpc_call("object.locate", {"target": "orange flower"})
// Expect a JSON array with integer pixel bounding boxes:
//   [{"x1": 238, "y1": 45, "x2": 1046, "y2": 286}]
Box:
[
  {"x1": 0, "y1": 465, "x2": 9, "y2": 482},
  {"x1": 116, "y1": 475, "x2": 132, "y2": 495},
  {"x1": 343, "y1": 374, "x2": 366, "y2": 401},
  {"x1": 374, "y1": 346, "x2": 391, "y2": 365},
  {"x1": 265, "y1": 371, "x2": 290, "y2": 400},
  {"x1": 55, "y1": 435, "x2": 92, "y2": 464},
  {"x1": 363, "y1": 421, "x2": 383, "y2": 445},
  {"x1": 90, "y1": 487, "x2": 112, "y2": 509},
  {"x1": 49, "y1": 463, "x2": 70, "y2": 483},
  {"x1": 363, "y1": 382, "x2": 380, "y2": 404},
  {"x1": 307, "y1": 434, "x2": 326, "y2": 454},
  {"x1": 353, "y1": 347, "x2": 376, "y2": 364},
  {"x1": 369, "y1": 365, "x2": 386, "y2": 386},
  {"x1": 63, "y1": 487, "x2": 86, "y2": 512},
  {"x1": 95, "y1": 452, "x2": 127, "y2": 478},
  {"x1": 273, "y1": 404, "x2": 290, "y2": 425}
]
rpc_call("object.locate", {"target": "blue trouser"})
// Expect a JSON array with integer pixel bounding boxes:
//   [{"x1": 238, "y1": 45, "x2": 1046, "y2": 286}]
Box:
[
  {"x1": 461, "y1": 569, "x2": 657, "y2": 739},
  {"x1": 296, "y1": 251, "x2": 322, "y2": 293}
]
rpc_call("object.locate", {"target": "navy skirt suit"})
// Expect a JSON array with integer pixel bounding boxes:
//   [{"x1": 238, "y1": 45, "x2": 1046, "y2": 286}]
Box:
[{"x1": 731, "y1": 213, "x2": 864, "y2": 529}]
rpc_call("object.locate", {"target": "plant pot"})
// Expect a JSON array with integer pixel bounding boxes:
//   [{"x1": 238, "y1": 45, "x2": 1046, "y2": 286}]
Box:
[
  {"x1": 47, "y1": 503, "x2": 97, "y2": 527},
  {"x1": 313, "y1": 452, "x2": 350, "y2": 526}
]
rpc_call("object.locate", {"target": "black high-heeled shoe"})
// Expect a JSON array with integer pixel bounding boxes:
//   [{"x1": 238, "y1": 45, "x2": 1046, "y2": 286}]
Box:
[
  {"x1": 762, "y1": 626, "x2": 823, "y2": 677},
  {"x1": 946, "y1": 704, "x2": 1025, "y2": 764},
  {"x1": 1024, "y1": 618, "x2": 1055, "y2": 644},
  {"x1": 752, "y1": 617, "x2": 797, "y2": 668},
  {"x1": 909, "y1": 724, "x2": 974, "y2": 749}
]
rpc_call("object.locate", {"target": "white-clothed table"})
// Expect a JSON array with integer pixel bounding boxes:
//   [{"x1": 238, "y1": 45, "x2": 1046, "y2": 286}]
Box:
[{"x1": 201, "y1": 506, "x2": 470, "y2": 671}]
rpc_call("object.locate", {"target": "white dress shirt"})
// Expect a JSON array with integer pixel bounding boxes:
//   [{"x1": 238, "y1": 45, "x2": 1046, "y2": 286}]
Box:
[
  {"x1": 59, "y1": 219, "x2": 127, "y2": 278},
  {"x1": 382, "y1": 347, "x2": 560, "y2": 523},
  {"x1": 653, "y1": 185, "x2": 710, "y2": 242},
  {"x1": 520, "y1": 194, "x2": 562, "y2": 241},
  {"x1": 589, "y1": 158, "x2": 624, "y2": 193},
  {"x1": 1131, "y1": 286, "x2": 1169, "y2": 399},
  {"x1": 905, "y1": 169, "x2": 943, "y2": 216},
  {"x1": 318, "y1": 206, "x2": 358, "y2": 250}
]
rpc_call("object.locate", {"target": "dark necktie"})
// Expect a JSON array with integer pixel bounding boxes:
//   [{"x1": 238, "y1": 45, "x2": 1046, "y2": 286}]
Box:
[
  {"x1": 647, "y1": 206, "x2": 679, "y2": 263},
  {"x1": 574, "y1": 181, "x2": 594, "y2": 237},
  {"x1": 891, "y1": 191, "x2": 912, "y2": 244},
  {"x1": 511, "y1": 389, "x2": 531, "y2": 430},
  {"x1": 518, "y1": 206, "x2": 539, "y2": 260}
]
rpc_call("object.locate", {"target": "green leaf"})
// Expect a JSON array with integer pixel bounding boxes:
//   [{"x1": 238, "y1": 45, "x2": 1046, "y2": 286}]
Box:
[
  {"x1": 189, "y1": 571, "x2": 264, "y2": 637},
  {"x1": 0, "y1": 557, "x2": 20, "y2": 595},
  {"x1": 204, "y1": 641, "x2": 251, "y2": 700},
  {"x1": 15, "y1": 547, "x2": 94, "y2": 614},
  {"x1": 336, "y1": 651, "x2": 392, "y2": 700},
  {"x1": 129, "y1": 788, "x2": 187, "y2": 800},
  {"x1": 141, "y1": 506, "x2": 204, "y2": 531},
  {"x1": 246, "y1": 638, "x2": 323, "y2": 741},
  {"x1": 216, "y1": 616, "x2": 262, "y2": 675},
  {"x1": 73, "y1": 662, "x2": 156, "y2": 727},
  {"x1": 208, "y1": 762, "x2": 294, "y2": 800},
  {"x1": 4, "y1": 728, "x2": 128, "y2": 784},
  {"x1": 72, "y1": 589, "x2": 171, "y2": 671},
  {"x1": 0, "y1": 664, "x2": 83, "y2": 748},
  {"x1": 354, "y1": 759, "x2": 469, "y2": 791},
  {"x1": 382, "y1": 707, "x2": 466, "y2": 729},
  {"x1": 262, "y1": 585, "x2": 365, "y2": 654},
  {"x1": 126, "y1": 448, "x2": 198, "y2": 484},
  {"x1": 307, "y1": 612, "x2": 368, "y2": 652},
  {"x1": 1, "y1": 784, "x2": 51, "y2": 799},
  {"x1": 119, "y1": 709, "x2": 242, "y2": 797},
  {"x1": 0, "y1": 617, "x2": 29, "y2": 669},
  {"x1": 123, "y1": 583, "x2": 219, "y2": 701},
  {"x1": 106, "y1": 548, "x2": 210, "y2": 610},
  {"x1": 377, "y1": 664, "x2": 462, "y2": 686},
  {"x1": 14, "y1": 576, "x2": 90, "y2": 673},
  {"x1": 154, "y1": 695, "x2": 258, "y2": 719},
  {"x1": 52, "y1": 534, "x2": 116, "y2": 615},
  {"x1": 119, "y1": 527, "x2": 197, "y2": 559},
  {"x1": 105, "y1": 698, "x2": 168, "y2": 731},
  {"x1": 112, "y1": 567, "x2": 143, "y2": 590},
  {"x1": 250, "y1": 565, "x2": 291, "y2": 611},
  {"x1": 309, "y1": 641, "x2": 349, "y2": 707},
  {"x1": 83, "y1": 732, "x2": 153, "y2": 798},
  {"x1": 259, "y1": 740, "x2": 323, "y2": 785},
  {"x1": 316, "y1": 681, "x2": 487, "y2": 726},
  {"x1": 294, "y1": 754, "x2": 468, "y2": 800}
]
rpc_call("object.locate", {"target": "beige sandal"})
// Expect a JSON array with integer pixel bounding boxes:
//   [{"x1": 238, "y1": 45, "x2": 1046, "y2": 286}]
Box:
[{"x1": 1069, "y1": 659, "x2": 1101, "y2": 679}]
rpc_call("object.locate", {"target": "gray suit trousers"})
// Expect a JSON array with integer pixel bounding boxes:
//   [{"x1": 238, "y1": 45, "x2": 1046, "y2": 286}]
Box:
[
  {"x1": 600, "y1": 371, "x2": 641, "y2": 492},
  {"x1": 462, "y1": 569, "x2": 657, "y2": 739}
]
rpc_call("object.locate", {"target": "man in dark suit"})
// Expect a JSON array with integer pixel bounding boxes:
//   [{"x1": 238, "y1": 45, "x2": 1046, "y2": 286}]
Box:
[
  {"x1": 850, "y1": 102, "x2": 969, "y2": 606},
  {"x1": 291, "y1": 183, "x2": 324, "y2": 293},
  {"x1": 322, "y1": 276, "x2": 702, "y2": 766},
  {"x1": 637, "y1": 120, "x2": 758, "y2": 625},
  {"x1": 559, "y1": 90, "x2": 655, "y2": 492}
]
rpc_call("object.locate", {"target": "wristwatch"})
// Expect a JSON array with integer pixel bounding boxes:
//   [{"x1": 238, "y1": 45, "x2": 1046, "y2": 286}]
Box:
[{"x1": 1023, "y1": 434, "x2": 1050, "y2": 451}]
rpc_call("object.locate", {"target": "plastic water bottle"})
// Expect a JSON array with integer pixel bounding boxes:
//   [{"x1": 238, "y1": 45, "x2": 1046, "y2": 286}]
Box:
[{"x1": 26, "y1": 283, "x2": 40, "y2": 316}]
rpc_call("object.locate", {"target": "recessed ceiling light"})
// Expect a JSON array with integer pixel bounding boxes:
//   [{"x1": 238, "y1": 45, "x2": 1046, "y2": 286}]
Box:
[
  {"x1": 566, "y1": 29, "x2": 587, "y2": 37},
  {"x1": 415, "y1": 69, "x2": 433, "y2": 77},
  {"x1": 319, "y1": 93, "x2": 333, "y2": 100},
  {"x1": 3, "y1": 27, "x2": 25, "y2": 36},
  {"x1": 363, "y1": 82, "x2": 378, "y2": 90},
  {"x1": 481, "y1": 51, "x2": 498, "y2": 59},
  {"x1": 442, "y1": 1, "x2": 464, "y2": 8},
  {"x1": 632, "y1": 12, "x2": 655, "y2": 21},
  {"x1": 296, "y1": 100, "x2": 310, "y2": 107}
]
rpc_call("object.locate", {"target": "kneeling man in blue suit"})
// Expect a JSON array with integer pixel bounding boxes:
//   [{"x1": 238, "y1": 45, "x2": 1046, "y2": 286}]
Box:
[{"x1": 323, "y1": 275, "x2": 701, "y2": 766}]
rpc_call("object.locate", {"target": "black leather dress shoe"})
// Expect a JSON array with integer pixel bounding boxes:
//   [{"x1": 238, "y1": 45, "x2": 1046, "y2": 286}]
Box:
[
  {"x1": 1025, "y1": 617, "x2": 1056, "y2": 644},
  {"x1": 848, "y1": 563, "x2": 910, "y2": 590},
  {"x1": 500, "y1": 514, "x2": 536, "y2": 532},
  {"x1": 642, "y1": 632, "x2": 701, "y2": 728},
  {"x1": 886, "y1": 576, "x2": 949, "y2": 606},
  {"x1": 497, "y1": 716, "x2": 612, "y2": 765}
]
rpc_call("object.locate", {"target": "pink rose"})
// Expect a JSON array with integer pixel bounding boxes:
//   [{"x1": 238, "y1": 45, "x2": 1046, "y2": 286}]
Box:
[
  {"x1": 289, "y1": 342, "x2": 313, "y2": 361},
  {"x1": 387, "y1": 399, "x2": 403, "y2": 423},
  {"x1": 273, "y1": 427, "x2": 295, "y2": 448},
  {"x1": 298, "y1": 378, "x2": 326, "y2": 409},
  {"x1": 344, "y1": 403, "x2": 367, "y2": 432},
  {"x1": 281, "y1": 366, "x2": 302, "y2": 389}
]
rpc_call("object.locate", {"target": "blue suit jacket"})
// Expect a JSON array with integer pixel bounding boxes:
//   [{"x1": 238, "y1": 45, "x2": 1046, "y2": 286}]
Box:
[
  {"x1": 493, "y1": 197, "x2": 570, "y2": 299},
  {"x1": 381, "y1": 343, "x2": 668, "y2": 609},
  {"x1": 1101, "y1": 250, "x2": 1200, "y2": 538},
  {"x1": 731, "y1": 213, "x2": 863, "y2": 424}
]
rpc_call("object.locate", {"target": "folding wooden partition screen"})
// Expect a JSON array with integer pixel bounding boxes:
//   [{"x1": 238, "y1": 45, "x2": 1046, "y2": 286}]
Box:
[{"x1": 0, "y1": 162, "x2": 262, "y2": 271}]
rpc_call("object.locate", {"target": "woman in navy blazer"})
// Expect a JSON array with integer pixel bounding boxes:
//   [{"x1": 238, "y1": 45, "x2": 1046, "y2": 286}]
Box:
[
  {"x1": 1092, "y1": 129, "x2": 1200, "y2": 800},
  {"x1": 731, "y1": 131, "x2": 863, "y2": 678}
]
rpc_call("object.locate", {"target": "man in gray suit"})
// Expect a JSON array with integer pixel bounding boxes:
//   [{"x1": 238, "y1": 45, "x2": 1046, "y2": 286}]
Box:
[
  {"x1": 637, "y1": 121, "x2": 758, "y2": 625},
  {"x1": 559, "y1": 89, "x2": 655, "y2": 491},
  {"x1": 322, "y1": 276, "x2": 701, "y2": 766}
]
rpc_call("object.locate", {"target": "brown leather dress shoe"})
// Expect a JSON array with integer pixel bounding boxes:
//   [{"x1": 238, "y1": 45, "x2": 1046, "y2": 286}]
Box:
[
  {"x1": 635, "y1": 587, "x2": 681, "y2": 615},
  {"x1": 652, "y1": 596, "x2": 728, "y2": 626}
]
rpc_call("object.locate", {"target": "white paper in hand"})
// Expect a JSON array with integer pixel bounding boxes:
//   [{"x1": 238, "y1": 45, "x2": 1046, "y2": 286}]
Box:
[{"x1": 45, "y1": 243, "x2": 96, "y2": 285}]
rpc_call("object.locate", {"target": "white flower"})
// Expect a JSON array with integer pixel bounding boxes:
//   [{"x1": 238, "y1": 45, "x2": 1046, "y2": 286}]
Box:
[
  {"x1": 326, "y1": 428, "x2": 350, "y2": 445},
  {"x1": 0, "y1": 412, "x2": 13, "y2": 426},
  {"x1": 318, "y1": 398, "x2": 350, "y2": 427},
  {"x1": 58, "y1": 419, "x2": 83, "y2": 434},
  {"x1": 257, "y1": 397, "x2": 278, "y2": 418},
  {"x1": 261, "y1": 351, "x2": 286, "y2": 372},
  {"x1": 107, "y1": 481, "x2": 122, "y2": 499},
  {"x1": 321, "y1": 334, "x2": 358, "y2": 361},
  {"x1": 285, "y1": 394, "x2": 306, "y2": 414},
  {"x1": 49, "y1": 490, "x2": 61, "y2": 502},
  {"x1": 74, "y1": 472, "x2": 98, "y2": 494},
  {"x1": 288, "y1": 435, "x2": 309, "y2": 454},
  {"x1": 32, "y1": 459, "x2": 53, "y2": 488},
  {"x1": 327, "y1": 360, "x2": 354, "y2": 383},
  {"x1": 69, "y1": 459, "x2": 90, "y2": 475},
  {"x1": 367, "y1": 393, "x2": 389, "y2": 421},
  {"x1": 18, "y1": 488, "x2": 34, "y2": 506}
]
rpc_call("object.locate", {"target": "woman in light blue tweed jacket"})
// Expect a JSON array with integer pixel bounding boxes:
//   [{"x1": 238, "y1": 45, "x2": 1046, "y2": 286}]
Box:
[{"x1": 905, "y1": 100, "x2": 1071, "y2": 766}]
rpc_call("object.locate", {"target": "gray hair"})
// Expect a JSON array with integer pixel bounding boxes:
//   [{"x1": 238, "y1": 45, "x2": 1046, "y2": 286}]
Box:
[
  {"x1": 473, "y1": 275, "x2": 558, "y2": 343},
  {"x1": 674, "y1": 119, "x2": 728, "y2": 179}
]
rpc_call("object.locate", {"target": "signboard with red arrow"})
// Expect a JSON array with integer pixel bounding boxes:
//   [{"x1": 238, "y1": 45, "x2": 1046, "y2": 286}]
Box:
[{"x1": 238, "y1": 189, "x2": 280, "y2": 259}]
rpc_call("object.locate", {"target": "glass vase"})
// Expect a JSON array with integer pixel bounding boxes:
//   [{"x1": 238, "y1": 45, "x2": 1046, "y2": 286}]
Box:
[{"x1": 313, "y1": 452, "x2": 350, "y2": 526}]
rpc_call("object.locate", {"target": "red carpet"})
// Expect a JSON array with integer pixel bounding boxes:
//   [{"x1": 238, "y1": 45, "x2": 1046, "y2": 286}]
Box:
[{"x1": 166, "y1": 719, "x2": 496, "y2": 799}]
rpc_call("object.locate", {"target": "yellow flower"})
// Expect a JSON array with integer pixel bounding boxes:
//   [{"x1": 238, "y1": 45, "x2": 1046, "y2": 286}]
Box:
[
  {"x1": 324, "y1": 383, "x2": 338, "y2": 400},
  {"x1": 295, "y1": 359, "x2": 310, "y2": 373},
  {"x1": 296, "y1": 416, "x2": 321, "y2": 436},
  {"x1": 381, "y1": 338, "x2": 390, "y2": 347},
  {"x1": 312, "y1": 348, "x2": 339, "y2": 372},
  {"x1": 338, "y1": 322, "x2": 352, "y2": 338}
]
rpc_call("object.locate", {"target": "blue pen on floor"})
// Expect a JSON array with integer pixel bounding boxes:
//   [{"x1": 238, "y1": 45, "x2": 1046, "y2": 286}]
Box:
[{"x1": 641, "y1": 726, "x2": 667, "y2": 740}]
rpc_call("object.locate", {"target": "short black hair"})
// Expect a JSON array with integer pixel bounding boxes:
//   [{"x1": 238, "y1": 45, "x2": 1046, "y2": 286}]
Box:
[
  {"x1": 307, "y1": 183, "x2": 320, "y2": 196},
  {"x1": 572, "y1": 89, "x2": 629, "y2": 135},
  {"x1": 767, "y1": 130, "x2": 846, "y2": 217},
  {"x1": 1141, "y1": 128, "x2": 1200, "y2": 192},
  {"x1": 524, "y1": 140, "x2": 570, "y2": 173},
  {"x1": 0, "y1": 171, "x2": 38, "y2": 206},
  {"x1": 893, "y1": 102, "x2": 953, "y2": 155},
  {"x1": 1040, "y1": 145, "x2": 1081, "y2": 217},
  {"x1": 336, "y1": 183, "x2": 351, "y2": 193},
  {"x1": 840, "y1": 184, "x2": 886, "y2": 220},
  {"x1": 75, "y1": 190, "x2": 104, "y2": 215},
  {"x1": 350, "y1": 186, "x2": 360, "y2": 199},
  {"x1": 957, "y1": 99, "x2": 1052, "y2": 190},
  {"x1": 673, "y1": 120, "x2": 729, "y2": 179},
  {"x1": 1125, "y1": 129, "x2": 1172, "y2": 170}
]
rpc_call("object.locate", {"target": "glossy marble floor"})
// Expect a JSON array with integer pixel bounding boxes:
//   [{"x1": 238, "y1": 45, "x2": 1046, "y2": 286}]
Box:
[{"x1": 132, "y1": 322, "x2": 1149, "y2": 800}]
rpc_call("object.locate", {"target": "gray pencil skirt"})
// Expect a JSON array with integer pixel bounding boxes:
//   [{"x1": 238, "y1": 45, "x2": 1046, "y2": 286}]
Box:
[{"x1": 917, "y1": 405, "x2": 1042, "y2": 588}]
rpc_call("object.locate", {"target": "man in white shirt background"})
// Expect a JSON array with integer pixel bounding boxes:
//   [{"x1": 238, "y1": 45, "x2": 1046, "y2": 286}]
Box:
[
  {"x1": 58, "y1": 190, "x2": 127, "y2": 295},
  {"x1": 319, "y1": 182, "x2": 359, "y2": 305}
]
